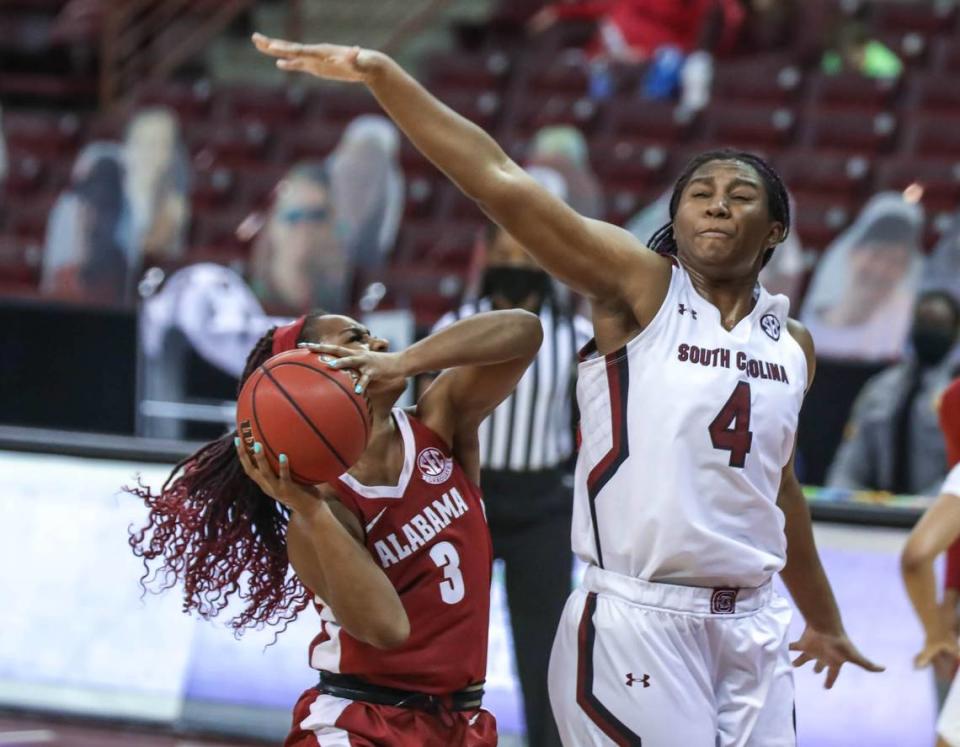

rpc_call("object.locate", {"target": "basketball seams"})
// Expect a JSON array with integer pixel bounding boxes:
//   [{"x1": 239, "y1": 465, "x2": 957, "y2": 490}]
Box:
[
  {"x1": 274, "y1": 360, "x2": 372, "y2": 444},
  {"x1": 259, "y1": 365, "x2": 351, "y2": 473}
]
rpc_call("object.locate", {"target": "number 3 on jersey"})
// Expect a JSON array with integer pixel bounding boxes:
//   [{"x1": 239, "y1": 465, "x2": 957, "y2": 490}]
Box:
[
  {"x1": 709, "y1": 381, "x2": 753, "y2": 468},
  {"x1": 429, "y1": 541, "x2": 465, "y2": 604}
]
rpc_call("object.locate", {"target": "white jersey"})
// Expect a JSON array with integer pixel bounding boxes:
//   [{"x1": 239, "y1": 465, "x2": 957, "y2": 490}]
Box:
[{"x1": 573, "y1": 263, "x2": 808, "y2": 587}]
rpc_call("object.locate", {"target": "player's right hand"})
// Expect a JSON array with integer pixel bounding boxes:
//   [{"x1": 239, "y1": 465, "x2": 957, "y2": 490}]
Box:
[
  {"x1": 235, "y1": 437, "x2": 323, "y2": 517},
  {"x1": 915, "y1": 635, "x2": 960, "y2": 669},
  {"x1": 252, "y1": 33, "x2": 380, "y2": 83}
]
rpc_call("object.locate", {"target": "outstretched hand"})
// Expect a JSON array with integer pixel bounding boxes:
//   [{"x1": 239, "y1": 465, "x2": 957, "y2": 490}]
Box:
[
  {"x1": 298, "y1": 342, "x2": 406, "y2": 395},
  {"x1": 789, "y1": 625, "x2": 884, "y2": 689},
  {"x1": 252, "y1": 33, "x2": 377, "y2": 82},
  {"x1": 915, "y1": 636, "x2": 960, "y2": 670}
]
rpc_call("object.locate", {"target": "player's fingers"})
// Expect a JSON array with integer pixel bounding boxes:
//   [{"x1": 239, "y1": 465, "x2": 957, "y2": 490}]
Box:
[
  {"x1": 356, "y1": 371, "x2": 371, "y2": 394},
  {"x1": 300, "y1": 343, "x2": 351, "y2": 357},
  {"x1": 791, "y1": 653, "x2": 812, "y2": 668},
  {"x1": 252, "y1": 442, "x2": 277, "y2": 480},
  {"x1": 327, "y1": 355, "x2": 364, "y2": 371},
  {"x1": 278, "y1": 453, "x2": 291, "y2": 483},
  {"x1": 252, "y1": 33, "x2": 304, "y2": 57},
  {"x1": 234, "y1": 436, "x2": 257, "y2": 473},
  {"x1": 824, "y1": 664, "x2": 841, "y2": 690},
  {"x1": 813, "y1": 660, "x2": 826, "y2": 674},
  {"x1": 277, "y1": 58, "x2": 308, "y2": 72},
  {"x1": 787, "y1": 639, "x2": 804, "y2": 651},
  {"x1": 849, "y1": 652, "x2": 885, "y2": 673}
]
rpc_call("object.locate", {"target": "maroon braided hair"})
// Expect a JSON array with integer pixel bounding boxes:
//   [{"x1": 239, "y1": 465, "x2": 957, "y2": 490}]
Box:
[{"x1": 128, "y1": 315, "x2": 322, "y2": 633}]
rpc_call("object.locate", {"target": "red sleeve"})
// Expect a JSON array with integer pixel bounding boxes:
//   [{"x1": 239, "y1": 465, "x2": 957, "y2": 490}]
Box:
[{"x1": 946, "y1": 538, "x2": 960, "y2": 592}]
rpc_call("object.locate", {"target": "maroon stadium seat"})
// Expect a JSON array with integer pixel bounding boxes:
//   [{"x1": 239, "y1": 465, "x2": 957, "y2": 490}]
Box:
[
  {"x1": 775, "y1": 151, "x2": 872, "y2": 200},
  {"x1": 514, "y1": 93, "x2": 601, "y2": 135},
  {"x1": 875, "y1": 156, "x2": 960, "y2": 214},
  {"x1": 713, "y1": 63, "x2": 804, "y2": 106},
  {"x1": 215, "y1": 85, "x2": 307, "y2": 126},
  {"x1": 803, "y1": 109, "x2": 898, "y2": 154},
  {"x1": 808, "y1": 72, "x2": 900, "y2": 111},
  {"x1": 3, "y1": 111, "x2": 80, "y2": 156},
  {"x1": 136, "y1": 81, "x2": 212, "y2": 120},
  {"x1": 607, "y1": 98, "x2": 697, "y2": 143},
  {"x1": 590, "y1": 138, "x2": 670, "y2": 192},
  {"x1": 905, "y1": 114, "x2": 960, "y2": 157},
  {"x1": 873, "y1": 3, "x2": 958, "y2": 36},
  {"x1": 423, "y1": 51, "x2": 511, "y2": 91},
  {"x1": 906, "y1": 73, "x2": 960, "y2": 114},
  {"x1": 704, "y1": 104, "x2": 798, "y2": 150},
  {"x1": 527, "y1": 55, "x2": 591, "y2": 96},
  {"x1": 931, "y1": 37, "x2": 960, "y2": 74},
  {"x1": 792, "y1": 198, "x2": 854, "y2": 252}
]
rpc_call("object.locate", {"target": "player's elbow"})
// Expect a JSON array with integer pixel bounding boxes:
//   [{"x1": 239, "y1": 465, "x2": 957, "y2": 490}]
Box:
[
  {"x1": 511, "y1": 309, "x2": 544, "y2": 356},
  {"x1": 363, "y1": 611, "x2": 411, "y2": 650},
  {"x1": 901, "y1": 538, "x2": 935, "y2": 575}
]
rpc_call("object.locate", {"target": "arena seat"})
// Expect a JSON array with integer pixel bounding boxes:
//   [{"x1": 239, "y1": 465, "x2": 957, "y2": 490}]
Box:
[
  {"x1": 905, "y1": 114, "x2": 960, "y2": 158},
  {"x1": 807, "y1": 72, "x2": 900, "y2": 111},
  {"x1": 607, "y1": 98, "x2": 698, "y2": 143},
  {"x1": 704, "y1": 104, "x2": 797, "y2": 150},
  {"x1": 803, "y1": 109, "x2": 898, "y2": 154}
]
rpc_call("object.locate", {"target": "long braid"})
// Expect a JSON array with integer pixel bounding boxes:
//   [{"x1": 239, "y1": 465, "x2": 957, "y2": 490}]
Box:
[
  {"x1": 647, "y1": 149, "x2": 791, "y2": 269},
  {"x1": 128, "y1": 318, "x2": 319, "y2": 633}
]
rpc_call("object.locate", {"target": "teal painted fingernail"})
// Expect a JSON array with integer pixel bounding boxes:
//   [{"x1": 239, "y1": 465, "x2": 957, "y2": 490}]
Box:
[
  {"x1": 254, "y1": 442, "x2": 262, "y2": 454},
  {"x1": 234, "y1": 437, "x2": 240, "y2": 447},
  {"x1": 279, "y1": 453, "x2": 288, "y2": 464},
  {"x1": 355, "y1": 384, "x2": 363, "y2": 394}
]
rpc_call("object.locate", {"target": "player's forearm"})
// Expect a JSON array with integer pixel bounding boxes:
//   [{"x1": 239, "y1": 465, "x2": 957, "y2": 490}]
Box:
[
  {"x1": 360, "y1": 53, "x2": 631, "y2": 300},
  {"x1": 292, "y1": 507, "x2": 410, "y2": 649},
  {"x1": 901, "y1": 555, "x2": 947, "y2": 640},
  {"x1": 778, "y1": 483, "x2": 844, "y2": 633},
  {"x1": 361, "y1": 53, "x2": 509, "y2": 205},
  {"x1": 399, "y1": 309, "x2": 542, "y2": 376}
]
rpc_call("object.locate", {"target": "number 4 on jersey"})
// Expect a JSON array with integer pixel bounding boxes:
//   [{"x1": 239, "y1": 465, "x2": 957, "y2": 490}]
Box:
[{"x1": 709, "y1": 382, "x2": 753, "y2": 468}]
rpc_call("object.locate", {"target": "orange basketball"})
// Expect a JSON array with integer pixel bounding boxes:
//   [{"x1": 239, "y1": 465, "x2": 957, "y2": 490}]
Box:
[{"x1": 236, "y1": 349, "x2": 372, "y2": 484}]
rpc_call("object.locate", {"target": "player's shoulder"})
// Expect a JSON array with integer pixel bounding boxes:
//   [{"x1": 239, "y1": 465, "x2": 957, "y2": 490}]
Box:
[{"x1": 784, "y1": 318, "x2": 815, "y2": 389}]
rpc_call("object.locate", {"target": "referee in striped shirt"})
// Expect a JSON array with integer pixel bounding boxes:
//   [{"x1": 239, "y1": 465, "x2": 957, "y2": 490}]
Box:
[{"x1": 433, "y1": 221, "x2": 590, "y2": 747}]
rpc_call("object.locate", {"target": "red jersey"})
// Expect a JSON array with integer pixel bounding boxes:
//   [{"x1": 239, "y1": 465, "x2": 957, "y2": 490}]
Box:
[{"x1": 307, "y1": 408, "x2": 493, "y2": 695}]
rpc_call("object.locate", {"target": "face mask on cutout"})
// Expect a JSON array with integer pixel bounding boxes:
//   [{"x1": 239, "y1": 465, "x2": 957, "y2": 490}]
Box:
[
  {"x1": 481, "y1": 266, "x2": 551, "y2": 307},
  {"x1": 910, "y1": 325, "x2": 956, "y2": 367}
]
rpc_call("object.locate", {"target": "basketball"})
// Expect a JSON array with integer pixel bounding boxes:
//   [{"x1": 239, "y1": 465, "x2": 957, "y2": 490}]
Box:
[{"x1": 236, "y1": 348, "x2": 372, "y2": 484}]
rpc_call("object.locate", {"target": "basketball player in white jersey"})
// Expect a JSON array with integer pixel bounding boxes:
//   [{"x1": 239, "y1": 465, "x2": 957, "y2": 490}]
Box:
[{"x1": 253, "y1": 35, "x2": 884, "y2": 745}]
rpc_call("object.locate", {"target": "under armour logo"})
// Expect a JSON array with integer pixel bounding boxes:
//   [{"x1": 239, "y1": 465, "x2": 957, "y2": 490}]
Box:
[
  {"x1": 678, "y1": 304, "x2": 698, "y2": 319},
  {"x1": 625, "y1": 673, "x2": 651, "y2": 688}
]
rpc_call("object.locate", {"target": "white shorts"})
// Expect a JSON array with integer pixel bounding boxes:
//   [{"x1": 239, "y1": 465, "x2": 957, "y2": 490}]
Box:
[
  {"x1": 938, "y1": 669, "x2": 960, "y2": 746},
  {"x1": 548, "y1": 566, "x2": 796, "y2": 747}
]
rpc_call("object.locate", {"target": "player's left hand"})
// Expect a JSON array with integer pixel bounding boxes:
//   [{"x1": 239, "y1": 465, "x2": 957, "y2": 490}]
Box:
[
  {"x1": 299, "y1": 343, "x2": 407, "y2": 395},
  {"x1": 789, "y1": 625, "x2": 885, "y2": 688}
]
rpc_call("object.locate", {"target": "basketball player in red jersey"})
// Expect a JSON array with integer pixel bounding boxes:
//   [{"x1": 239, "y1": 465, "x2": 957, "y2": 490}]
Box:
[
  {"x1": 251, "y1": 34, "x2": 883, "y2": 746},
  {"x1": 130, "y1": 308, "x2": 542, "y2": 746}
]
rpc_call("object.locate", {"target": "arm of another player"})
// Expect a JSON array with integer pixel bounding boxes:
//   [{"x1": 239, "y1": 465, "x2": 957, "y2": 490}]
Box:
[
  {"x1": 236, "y1": 440, "x2": 410, "y2": 650},
  {"x1": 902, "y1": 478, "x2": 960, "y2": 668},
  {"x1": 303, "y1": 310, "x2": 543, "y2": 482},
  {"x1": 251, "y1": 34, "x2": 669, "y2": 310},
  {"x1": 778, "y1": 320, "x2": 884, "y2": 688}
]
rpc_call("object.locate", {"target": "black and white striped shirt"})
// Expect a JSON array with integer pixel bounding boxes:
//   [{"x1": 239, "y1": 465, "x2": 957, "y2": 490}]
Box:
[{"x1": 433, "y1": 297, "x2": 592, "y2": 473}]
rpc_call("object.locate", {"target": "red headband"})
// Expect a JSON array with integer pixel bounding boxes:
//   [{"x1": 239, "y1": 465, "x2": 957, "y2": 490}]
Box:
[{"x1": 271, "y1": 316, "x2": 307, "y2": 356}]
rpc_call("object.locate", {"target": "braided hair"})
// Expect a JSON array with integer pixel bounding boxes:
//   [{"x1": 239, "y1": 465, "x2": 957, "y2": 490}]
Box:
[
  {"x1": 128, "y1": 313, "x2": 324, "y2": 633},
  {"x1": 646, "y1": 149, "x2": 791, "y2": 269}
]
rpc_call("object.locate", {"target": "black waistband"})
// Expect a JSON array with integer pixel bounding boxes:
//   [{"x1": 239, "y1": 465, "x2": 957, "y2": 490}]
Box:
[{"x1": 316, "y1": 671, "x2": 484, "y2": 712}]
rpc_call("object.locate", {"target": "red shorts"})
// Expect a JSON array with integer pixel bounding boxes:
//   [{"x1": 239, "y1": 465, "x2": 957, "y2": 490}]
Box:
[{"x1": 284, "y1": 688, "x2": 498, "y2": 747}]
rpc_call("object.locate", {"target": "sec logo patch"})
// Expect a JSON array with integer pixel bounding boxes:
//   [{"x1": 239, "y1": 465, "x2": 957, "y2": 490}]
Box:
[
  {"x1": 417, "y1": 447, "x2": 453, "y2": 485},
  {"x1": 760, "y1": 313, "x2": 781, "y2": 341}
]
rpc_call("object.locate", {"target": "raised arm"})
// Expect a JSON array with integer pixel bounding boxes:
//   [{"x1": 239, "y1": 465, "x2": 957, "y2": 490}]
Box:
[{"x1": 252, "y1": 34, "x2": 669, "y2": 307}]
